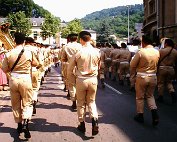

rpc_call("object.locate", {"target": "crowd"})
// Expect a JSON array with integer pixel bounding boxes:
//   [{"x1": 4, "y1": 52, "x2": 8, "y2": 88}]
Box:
[{"x1": 0, "y1": 27, "x2": 177, "y2": 139}]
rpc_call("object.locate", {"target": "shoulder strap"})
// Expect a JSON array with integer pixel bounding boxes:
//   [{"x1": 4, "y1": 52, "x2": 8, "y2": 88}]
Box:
[{"x1": 11, "y1": 48, "x2": 25, "y2": 72}]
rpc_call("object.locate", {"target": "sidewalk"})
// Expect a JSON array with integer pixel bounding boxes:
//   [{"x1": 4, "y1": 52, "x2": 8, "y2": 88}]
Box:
[{"x1": 0, "y1": 89, "x2": 10, "y2": 112}]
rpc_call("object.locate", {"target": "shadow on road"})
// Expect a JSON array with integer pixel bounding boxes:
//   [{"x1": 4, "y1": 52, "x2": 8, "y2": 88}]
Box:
[{"x1": 31, "y1": 118, "x2": 94, "y2": 141}]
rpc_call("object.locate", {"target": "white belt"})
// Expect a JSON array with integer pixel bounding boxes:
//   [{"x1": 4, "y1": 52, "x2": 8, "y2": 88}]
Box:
[
  {"x1": 77, "y1": 76, "x2": 97, "y2": 79},
  {"x1": 106, "y1": 58, "x2": 111, "y2": 60},
  {"x1": 32, "y1": 67, "x2": 38, "y2": 71},
  {"x1": 11, "y1": 73, "x2": 31, "y2": 80},
  {"x1": 120, "y1": 61, "x2": 129, "y2": 64},
  {"x1": 159, "y1": 66, "x2": 173, "y2": 69},
  {"x1": 137, "y1": 72, "x2": 156, "y2": 77}
]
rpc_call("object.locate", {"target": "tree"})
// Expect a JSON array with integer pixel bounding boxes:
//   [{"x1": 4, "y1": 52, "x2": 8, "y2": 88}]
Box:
[
  {"x1": 7, "y1": 11, "x2": 32, "y2": 35},
  {"x1": 0, "y1": 0, "x2": 50, "y2": 18},
  {"x1": 97, "y1": 20, "x2": 112, "y2": 43},
  {"x1": 41, "y1": 14, "x2": 61, "y2": 41},
  {"x1": 61, "y1": 19, "x2": 83, "y2": 38}
]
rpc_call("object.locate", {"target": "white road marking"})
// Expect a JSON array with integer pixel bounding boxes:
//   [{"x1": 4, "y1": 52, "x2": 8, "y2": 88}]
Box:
[{"x1": 104, "y1": 83, "x2": 123, "y2": 95}]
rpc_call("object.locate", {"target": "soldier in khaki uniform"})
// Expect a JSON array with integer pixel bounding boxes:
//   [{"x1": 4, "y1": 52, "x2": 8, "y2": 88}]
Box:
[
  {"x1": 2, "y1": 32, "x2": 40, "y2": 138},
  {"x1": 61, "y1": 33, "x2": 82, "y2": 109},
  {"x1": 67, "y1": 31, "x2": 101, "y2": 135},
  {"x1": 156, "y1": 38, "x2": 177, "y2": 104},
  {"x1": 103, "y1": 43, "x2": 113, "y2": 78},
  {"x1": 130, "y1": 35, "x2": 160, "y2": 126},
  {"x1": 109, "y1": 43, "x2": 121, "y2": 81},
  {"x1": 116, "y1": 43, "x2": 131, "y2": 85},
  {"x1": 24, "y1": 37, "x2": 42, "y2": 115}
]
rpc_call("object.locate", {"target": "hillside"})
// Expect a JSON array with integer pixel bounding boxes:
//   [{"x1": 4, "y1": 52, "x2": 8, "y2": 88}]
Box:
[{"x1": 81, "y1": 4, "x2": 144, "y2": 38}]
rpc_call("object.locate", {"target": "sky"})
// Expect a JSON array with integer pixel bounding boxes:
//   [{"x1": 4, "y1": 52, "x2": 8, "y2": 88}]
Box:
[{"x1": 33, "y1": 0, "x2": 143, "y2": 22}]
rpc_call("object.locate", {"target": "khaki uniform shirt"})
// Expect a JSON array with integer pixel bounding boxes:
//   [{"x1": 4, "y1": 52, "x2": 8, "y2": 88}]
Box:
[
  {"x1": 68, "y1": 42, "x2": 101, "y2": 79},
  {"x1": 115, "y1": 48, "x2": 131, "y2": 62},
  {"x1": 61, "y1": 41, "x2": 82, "y2": 63},
  {"x1": 130, "y1": 45, "x2": 160, "y2": 77},
  {"x1": 159, "y1": 46, "x2": 177, "y2": 66},
  {"x1": 2, "y1": 45, "x2": 39, "y2": 74}
]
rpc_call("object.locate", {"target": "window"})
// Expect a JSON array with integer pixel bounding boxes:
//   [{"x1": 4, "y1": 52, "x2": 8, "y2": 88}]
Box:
[
  {"x1": 149, "y1": 0, "x2": 156, "y2": 15},
  {"x1": 32, "y1": 21, "x2": 37, "y2": 26},
  {"x1": 33, "y1": 31, "x2": 37, "y2": 40}
]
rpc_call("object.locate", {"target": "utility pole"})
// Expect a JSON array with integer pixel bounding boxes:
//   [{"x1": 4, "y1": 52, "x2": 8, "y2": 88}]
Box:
[{"x1": 127, "y1": 6, "x2": 130, "y2": 44}]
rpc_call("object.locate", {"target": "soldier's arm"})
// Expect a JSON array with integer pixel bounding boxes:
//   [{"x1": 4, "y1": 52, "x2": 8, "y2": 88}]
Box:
[
  {"x1": 2, "y1": 56, "x2": 10, "y2": 73},
  {"x1": 67, "y1": 54, "x2": 77, "y2": 84},
  {"x1": 130, "y1": 51, "x2": 140, "y2": 78},
  {"x1": 61, "y1": 48, "x2": 68, "y2": 62},
  {"x1": 31, "y1": 52, "x2": 40, "y2": 67}
]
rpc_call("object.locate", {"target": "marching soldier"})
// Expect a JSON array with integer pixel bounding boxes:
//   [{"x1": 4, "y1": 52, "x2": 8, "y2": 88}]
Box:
[
  {"x1": 109, "y1": 43, "x2": 121, "y2": 81},
  {"x1": 116, "y1": 43, "x2": 131, "y2": 85},
  {"x1": 24, "y1": 37, "x2": 42, "y2": 115},
  {"x1": 61, "y1": 33, "x2": 82, "y2": 109},
  {"x1": 2, "y1": 32, "x2": 40, "y2": 138},
  {"x1": 156, "y1": 38, "x2": 177, "y2": 104},
  {"x1": 130, "y1": 35, "x2": 160, "y2": 126},
  {"x1": 67, "y1": 31, "x2": 100, "y2": 135}
]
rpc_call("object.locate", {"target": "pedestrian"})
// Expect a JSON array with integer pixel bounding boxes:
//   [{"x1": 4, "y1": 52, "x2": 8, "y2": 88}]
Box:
[
  {"x1": 61, "y1": 33, "x2": 82, "y2": 110},
  {"x1": 2, "y1": 32, "x2": 40, "y2": 138},
  {"x1": 67, "y1": 31, "x2": 101, "y2": 135},
  {"x1": 0, "y1": 43, "x2": 8, "y2": 91},
  {"x1": 130, "y1": 35, "x2": 160, "y2": 126},
  {"x1": 156, "y1": 38, "x2": 177, "y2": 104}
]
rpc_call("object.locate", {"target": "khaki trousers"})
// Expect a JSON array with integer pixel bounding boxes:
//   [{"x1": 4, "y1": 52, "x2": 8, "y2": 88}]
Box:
[
  {"x1": 118, "y1": 62, "x2": 130, "y2": 80},
  {"x1": 99, "y1": 61, "x2": 105, "y2": 79},
  {"x1": 76, "y1": 77, "x2": 98, "y2": 122},
  {"x1": 67, "y1": 67, "x2": 76, "y2": 101},
  {"x1": 104, "y1": 59, "x2": 112, "y2": 75},
  {"x1": 32, "y1": 70, "x2": 39, "y2": 101},
  {"x1": 135, "y1": 76, "x2": 157, "y2": 113},
  {"x1": 9, "y1": 76, "x2": 33, "y2": 123},
  {"x1": 157, "y1": 67, "x2": 175, "y2": 96}
]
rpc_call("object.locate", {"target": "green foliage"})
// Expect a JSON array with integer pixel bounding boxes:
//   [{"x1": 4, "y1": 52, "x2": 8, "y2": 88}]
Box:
[
  {"x1": 41, "y1": 14, "x2": 61, "y2": 38},
  {"x1": 81, "y1": 4, "x2": 144, "y2": 39},
  {"x1": 0, "y1": 0, "x2": 50, "y2": 18},
  {"x1": 61, "y1": 19, "x2": 83, "y2": 38},
  {"x1": 7, "y1": 11, "x2": 32, "y2": 35}
]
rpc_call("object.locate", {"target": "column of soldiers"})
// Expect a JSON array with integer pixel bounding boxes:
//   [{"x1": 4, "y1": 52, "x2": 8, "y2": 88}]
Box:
[
  {"x1": 60, "y1": 31, "x2": 101, "y2": 135},
  {"x1": 1, "y1": 32, "x2": 56, "y2": 139}
]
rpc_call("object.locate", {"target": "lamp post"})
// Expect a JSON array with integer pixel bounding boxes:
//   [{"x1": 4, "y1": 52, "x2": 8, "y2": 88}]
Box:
[{"x1": 127, "y1": 6, "x2": 130, "y2": 44}]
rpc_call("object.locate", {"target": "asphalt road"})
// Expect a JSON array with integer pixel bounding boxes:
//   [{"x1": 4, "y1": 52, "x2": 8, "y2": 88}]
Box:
[{"x1": 0, "y1": 65, "x2": 177, "y2": 142}]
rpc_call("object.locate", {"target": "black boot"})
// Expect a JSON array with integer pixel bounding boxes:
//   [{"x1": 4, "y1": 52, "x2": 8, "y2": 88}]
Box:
[
  {"x1": 63, "y1": 85, "x2": 67, "y2": 92},
  {"x1": 33, "y1": 101, "x2": 37, "y2": 115},
  {"x1": 151, "y1": 109, "x2": 159, "y2": 126},
  {"x1": 119, "y1": 80, "x2": 124, "y2": 86},
  {"x1": 17, "y1": 122, "x2": 23, "y2": 134},
  {"x1": 101, "y1": 78, "x2": 105, "y2": 88},
  {"x1": 92, "y1": 118, "x2": 99, "y2": 135},
  {"x1": 22, "y1": 119, "x2": 31, "y2": 139},
  {"x1": 77, "y1": 121, "x2": 86, "y2": 133},
  {"x1": 134, "y1": 113, "x2": 144, "y2": 123},
  {"x1": 109, "y1": 72, "x2": 111, "y2": 78},
  {"x1": 67, "y1": 90, "x2": 70, "y2": 99},
  {"x1": 171, "y1": 92, "x2": 176, "y2": 104},
  {"x1": 156, "y1": 96, "x2": 164, "y2": 103},
  {"x1": 71, "y1": 101, "x2": 77, "y2": 110}
]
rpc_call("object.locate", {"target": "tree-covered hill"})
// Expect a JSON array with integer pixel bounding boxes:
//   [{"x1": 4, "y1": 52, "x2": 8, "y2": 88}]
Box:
[
  {"x1": 0, "y1": 0, "x2": 50, "y2": 18},
  {"x1": 81, "y1": 4, "x2": 144, "y2": 38}
]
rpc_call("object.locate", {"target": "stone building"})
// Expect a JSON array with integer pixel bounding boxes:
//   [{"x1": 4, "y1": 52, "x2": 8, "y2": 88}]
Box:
[{"x1": 143, "y1": 0, "x2": 177, "y2": 44}]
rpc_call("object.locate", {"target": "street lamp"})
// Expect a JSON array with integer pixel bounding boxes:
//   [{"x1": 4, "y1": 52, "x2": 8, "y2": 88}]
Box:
[{"x1": 127, "y1": 6, "x2": 130, "y2": 44}]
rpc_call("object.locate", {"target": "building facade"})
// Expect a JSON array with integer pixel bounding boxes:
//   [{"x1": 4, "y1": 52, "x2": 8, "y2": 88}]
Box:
[{"x1": 143, "y1": 0, "x2": 177, "y2": 44}]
